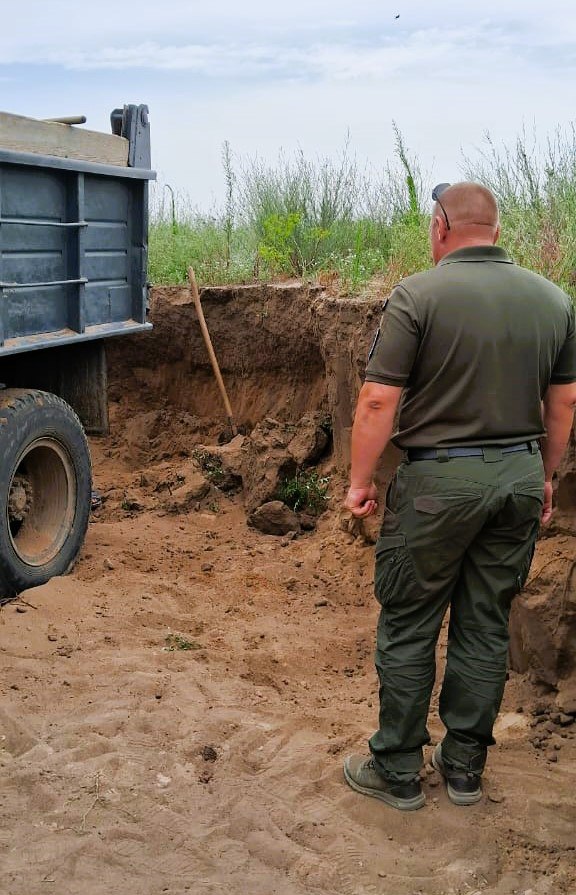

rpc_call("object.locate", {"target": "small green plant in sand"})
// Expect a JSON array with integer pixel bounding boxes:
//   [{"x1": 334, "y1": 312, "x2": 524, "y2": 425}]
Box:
[
  {"x1": 192, "y1": 449, "x2": 225, "y2": 486},
  {"x1": 278, "y1": 470, "x2": 330, "y2": 515},
  {"x1": 164, "y1": 633, "x2": 201, "y2": 652}
]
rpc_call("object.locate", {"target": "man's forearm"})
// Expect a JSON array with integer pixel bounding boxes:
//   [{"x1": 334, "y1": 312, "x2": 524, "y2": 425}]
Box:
[
  {"x1": 350, "y1": 392, "x2": 398, "y2": 486},
  {"x1": 541, "y1": 403, "x2": 575, "y2": 480}
]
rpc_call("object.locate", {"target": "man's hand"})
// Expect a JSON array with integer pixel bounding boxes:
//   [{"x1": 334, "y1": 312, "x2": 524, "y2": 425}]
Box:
[
  {"x1": 541, "y1": 480, "x2": 554, "y2": 526},
  {"x1": 344, "y1": 483, "x2": 378, "y2": 518}
]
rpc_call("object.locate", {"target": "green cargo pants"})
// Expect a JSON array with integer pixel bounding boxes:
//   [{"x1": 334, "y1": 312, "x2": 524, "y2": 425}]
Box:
[{"x1": 369, "y1": 447, "x2": 544, "y2": 784}]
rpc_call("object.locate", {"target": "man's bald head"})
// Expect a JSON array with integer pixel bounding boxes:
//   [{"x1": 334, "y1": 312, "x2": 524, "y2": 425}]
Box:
[
  {"x1": 437, "y1": 182, "x2": 499, "y2": 230},
  {"x1": 430, "y1": 181, "x2": 500, "y2": 264}
]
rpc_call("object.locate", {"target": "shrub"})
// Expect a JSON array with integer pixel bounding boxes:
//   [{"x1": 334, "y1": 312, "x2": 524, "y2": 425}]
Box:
[
  {"x1": 192, "y1": 450, "x2": 225, "y2": 486},
  {"x1": 463, "y1": 126, "x2": 576, "y2": 299},
  {"x1": 148, "y1": 124, "x2": 576, "y2": 301},
  {"x1": 148, "y1": 125, "x2": 428, "y2": 290},
  {"x1": 278, "y1": 470, "x2": 330, "y2": 515}
]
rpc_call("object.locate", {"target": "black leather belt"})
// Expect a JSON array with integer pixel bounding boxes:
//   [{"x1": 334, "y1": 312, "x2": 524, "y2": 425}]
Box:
[{"x1": 406, "y1": 442, "x2": 538, "y2": 461}]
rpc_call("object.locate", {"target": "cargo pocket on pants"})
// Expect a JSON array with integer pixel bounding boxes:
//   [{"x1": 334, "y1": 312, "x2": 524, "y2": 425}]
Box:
[{"x1": 374, "y1": 533, "x2": 416, "y2": 608}]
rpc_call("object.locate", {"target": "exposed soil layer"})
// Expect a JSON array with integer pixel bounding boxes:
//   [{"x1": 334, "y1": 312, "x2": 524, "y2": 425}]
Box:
[
  {"x1": 0, "y1": 284, "x2": 575, "y2": 895},
  {"x1": 106, "y1": 283, "x2": 394, "y2": 472}
]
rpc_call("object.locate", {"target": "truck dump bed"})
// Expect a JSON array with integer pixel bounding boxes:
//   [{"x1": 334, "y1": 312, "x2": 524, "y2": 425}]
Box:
[{"x1": 0, "y1": 105, "x2": 155, "y2": 356}]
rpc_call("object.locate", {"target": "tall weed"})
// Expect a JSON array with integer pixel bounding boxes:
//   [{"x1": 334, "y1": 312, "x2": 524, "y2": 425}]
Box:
[
  {"x1": 149, "y1": 124, "x2": 576, "y2": 300},
  {"x1": 463, "y1": 126, "x2": 576, "y2": 297}
]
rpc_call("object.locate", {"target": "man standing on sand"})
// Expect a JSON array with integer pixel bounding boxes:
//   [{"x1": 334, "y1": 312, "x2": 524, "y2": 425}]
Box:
[{"x1": 343, "y1": 182, "x2": 576, "y2": 811}]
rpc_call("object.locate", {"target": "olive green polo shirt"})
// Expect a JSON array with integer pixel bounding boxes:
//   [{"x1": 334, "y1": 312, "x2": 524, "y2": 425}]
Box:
[{"x1": 365, "y1": 245, "x2": 576, "y2": 448}]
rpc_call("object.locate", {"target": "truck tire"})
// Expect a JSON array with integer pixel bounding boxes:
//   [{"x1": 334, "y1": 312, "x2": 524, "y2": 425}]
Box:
[{"x1": 0, "y1": 389, "x2": 92, "y2": 597}]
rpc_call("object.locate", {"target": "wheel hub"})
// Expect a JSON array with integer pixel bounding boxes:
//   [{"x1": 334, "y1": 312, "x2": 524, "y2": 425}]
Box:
[{"x1": 8, "y1": 474, "x2": 34, "y2": 523}]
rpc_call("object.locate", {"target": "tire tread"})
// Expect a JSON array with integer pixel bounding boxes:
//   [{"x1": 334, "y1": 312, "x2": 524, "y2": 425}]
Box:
[{"x1": 0, "y1": 388, "x2": 91, "y2": 598}]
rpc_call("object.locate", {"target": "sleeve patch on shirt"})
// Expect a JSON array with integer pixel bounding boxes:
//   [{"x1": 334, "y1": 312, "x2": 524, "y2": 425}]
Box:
[
  {"x1": 367, "y1": 299, "x2": 390, "y2": 361},
  {"x1": 368, "y1": 327, "x2": 380, "y2": 361}
]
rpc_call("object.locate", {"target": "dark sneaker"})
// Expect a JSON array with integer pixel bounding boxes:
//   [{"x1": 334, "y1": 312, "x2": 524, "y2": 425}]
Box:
[
  {"x1": 431, "y1": 744, "x2": 482, "y2": 806},
  {"x1": 343, "y1": 754, "x2": 425, "y2": 811}
]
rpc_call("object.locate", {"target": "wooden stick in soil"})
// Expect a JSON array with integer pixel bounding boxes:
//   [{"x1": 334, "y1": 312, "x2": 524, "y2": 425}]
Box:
[{"x1": 187, "y1": 266, "x2": 237, "y2": 437}]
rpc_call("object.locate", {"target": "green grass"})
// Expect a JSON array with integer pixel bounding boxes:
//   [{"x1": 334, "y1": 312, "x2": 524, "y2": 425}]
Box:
[
  {"x1": 148, "y1": 218, "x2": 256, "y2": 286},
  {"x1": 462, "y1": 126, "x2": 576, "y2": 298},
  {"x1": 164, "y1": 633, "x2": 201, "y2": 651},
  {"x1": 277, "y1": 470, "x2": 331, "y2": 515},
  {"x1": 149, "y1": 125, "x2": 576, "y2": 300},
  {"x1": 192, "y1": 449, "x2": 226, "y2": 486}
]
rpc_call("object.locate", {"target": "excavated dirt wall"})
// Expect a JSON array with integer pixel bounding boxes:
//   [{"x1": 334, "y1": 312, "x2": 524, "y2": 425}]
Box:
[
  {"x1": 108, "y1": 284, "x2": 327, "y2": 433},
  {"x1": 107, "y1": 283, "x2": 575, "y2": 699},
  {"x1": 107, "y1": 282, "x2": 401, "y2": 475}
]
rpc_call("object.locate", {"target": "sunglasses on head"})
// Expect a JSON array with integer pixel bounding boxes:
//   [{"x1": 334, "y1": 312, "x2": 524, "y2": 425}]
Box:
[{"x1": 432, "y1": 182, "x2": 451, "y2": 231}]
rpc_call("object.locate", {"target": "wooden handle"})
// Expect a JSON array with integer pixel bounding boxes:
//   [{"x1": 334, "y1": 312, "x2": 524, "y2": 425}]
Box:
[
  {"x1": 187, "y1": 267, "x2": 237, "y2": 436},
  {"x1": 43, "y1": 116, "x2": 87, "y2": 126}
]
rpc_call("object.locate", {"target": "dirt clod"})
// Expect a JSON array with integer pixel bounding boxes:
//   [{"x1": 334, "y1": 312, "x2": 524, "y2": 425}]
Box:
[
  {"x1": 248, "y1": 501, "x2": 300, "y2": 536},
  {"x1": 201, "y1": 745, "x2": 218, "y2": 762}
]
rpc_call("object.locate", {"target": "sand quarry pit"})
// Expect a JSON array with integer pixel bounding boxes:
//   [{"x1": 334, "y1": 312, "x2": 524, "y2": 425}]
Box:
[{"x1": 0, "y1": 284, "x2": 575, "y2": 895}]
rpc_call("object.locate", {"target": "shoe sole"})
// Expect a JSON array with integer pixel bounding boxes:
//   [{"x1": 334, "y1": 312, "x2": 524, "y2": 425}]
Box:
[
  {"x1": 343, "y1": 761, "x2": 426, "y2": 811},
  {"x1": 431, "y1": 747, "x2": 482, "y2": 806}
]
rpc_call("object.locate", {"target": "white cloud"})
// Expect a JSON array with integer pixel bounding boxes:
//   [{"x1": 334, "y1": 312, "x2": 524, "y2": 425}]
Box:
[
  {"x1": 0, "y1": 23, "x2": 565, "y2": 82},
  {"x1": 3, "y1": 1, "x2": 576, "y2": 72},
  {"x1": 3, "y1": 0, "x2": 576, "y2": 208}
]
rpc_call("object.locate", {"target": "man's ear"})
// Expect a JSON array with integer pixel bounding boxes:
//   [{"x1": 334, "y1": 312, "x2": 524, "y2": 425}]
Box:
[
  {"x1": 434, "y1": 214, "x2": 448, "y2": 241},
  {"x1": 493, "y1": 224, "x2": 501, "y2": 244}
]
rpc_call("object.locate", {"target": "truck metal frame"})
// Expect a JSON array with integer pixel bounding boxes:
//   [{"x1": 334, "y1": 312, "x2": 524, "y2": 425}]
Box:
[
  {"x1": 0, "y1": 105, "x2": 155, "y2": 597},
  {"x1": 0, "y1": 104, "x2": 154, "y2": 356}
]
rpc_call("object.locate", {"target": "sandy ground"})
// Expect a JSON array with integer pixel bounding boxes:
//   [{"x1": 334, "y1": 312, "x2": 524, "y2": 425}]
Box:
[{"x1": 0, "y1": 434, "x2": 575, "y2": 895}]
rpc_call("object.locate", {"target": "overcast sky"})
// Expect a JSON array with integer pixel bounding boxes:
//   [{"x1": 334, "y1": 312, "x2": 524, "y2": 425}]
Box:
[{"x1": 3, "y1": 1, "x2": 576, "y2": 211}]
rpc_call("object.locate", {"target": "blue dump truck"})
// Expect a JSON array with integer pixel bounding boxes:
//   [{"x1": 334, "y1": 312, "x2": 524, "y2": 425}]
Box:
[{"x1": 0, "y1": 104, "x2": 155, "y2": 595}]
